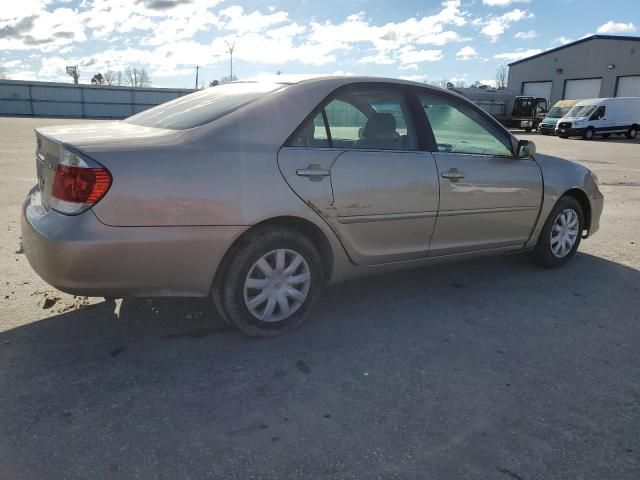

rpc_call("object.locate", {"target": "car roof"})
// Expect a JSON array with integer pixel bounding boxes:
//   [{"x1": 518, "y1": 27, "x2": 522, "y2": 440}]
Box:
[
  {"x1": 235, "y1": 74, "x2": 448, "y2": 92},
  {"x1": 573, "y1": 98, "x2": 605, "y2": 106}
]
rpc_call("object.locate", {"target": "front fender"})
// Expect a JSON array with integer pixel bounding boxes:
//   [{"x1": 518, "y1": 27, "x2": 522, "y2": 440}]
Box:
[{"x1": 526, "y1": 154, "x2": 604, "y2": 248}]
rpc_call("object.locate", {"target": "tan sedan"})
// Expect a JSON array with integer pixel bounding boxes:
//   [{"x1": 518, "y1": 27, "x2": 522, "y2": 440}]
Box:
[{"x1": 22, "y1": 77, "x2": 604, "y2": 336}]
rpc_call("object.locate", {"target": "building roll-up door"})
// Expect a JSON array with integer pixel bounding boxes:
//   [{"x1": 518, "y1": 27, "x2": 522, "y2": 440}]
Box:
[
  {"x1": 564, "y1": 78, "x2": 602, "y2": 100},
  {"x1": 522, "y1": 81, "x2": 552, "y2": 102},
  {"x1": 616, "y1": 76, "x2": 640, "y2": 97}
]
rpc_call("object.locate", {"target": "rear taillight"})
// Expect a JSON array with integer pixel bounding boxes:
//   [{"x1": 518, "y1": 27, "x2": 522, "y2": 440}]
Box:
[{"x1": 50, "y1": 147, "x2": 112, "y2": 215}]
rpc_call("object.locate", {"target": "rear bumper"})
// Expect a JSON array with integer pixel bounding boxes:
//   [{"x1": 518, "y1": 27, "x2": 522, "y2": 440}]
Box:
[{"x1": 21, "y1": 187, "x2": 247, "y2": 297}]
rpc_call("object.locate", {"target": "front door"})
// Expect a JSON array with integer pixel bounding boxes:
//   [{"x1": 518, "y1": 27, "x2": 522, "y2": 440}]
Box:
[
  {"x1": 278, "y1": 84, "x2": 439, "y2": 265},
  {"x1": 589, "y1": 105, "x2": 607, "y2": 134},
  {"x1": 417, "y1": 90, "x2": 543, "y2": 256}
]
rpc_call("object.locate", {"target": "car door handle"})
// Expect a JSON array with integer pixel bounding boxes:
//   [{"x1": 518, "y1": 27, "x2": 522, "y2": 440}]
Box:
[
  {"x1": 441, "y1": 168, "x2": 465, "y2": 181},
  {"x1": 296, "y1": 166, "x2": 331, "y2": 179}
]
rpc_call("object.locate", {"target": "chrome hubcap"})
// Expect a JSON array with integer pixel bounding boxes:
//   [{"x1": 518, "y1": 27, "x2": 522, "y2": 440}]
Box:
[
  {"x1": 243, "y1": 249, "x2": 311, "y2": 322},
  {"x1": 550, "y1": 208, "x2": 579, "y2": 258}
]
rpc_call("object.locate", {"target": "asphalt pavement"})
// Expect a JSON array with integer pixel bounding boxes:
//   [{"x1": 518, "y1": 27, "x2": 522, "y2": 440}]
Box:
[{"x1": 1, "y1": 118, "x2": 639, "y2": 479}]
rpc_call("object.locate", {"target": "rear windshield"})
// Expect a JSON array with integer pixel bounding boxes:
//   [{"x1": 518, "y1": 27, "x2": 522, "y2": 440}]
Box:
[{"x1": 125, "y1": 82, "x2": 285, "y2": 129}]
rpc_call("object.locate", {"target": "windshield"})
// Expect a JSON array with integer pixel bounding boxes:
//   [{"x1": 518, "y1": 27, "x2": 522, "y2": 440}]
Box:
[
  {"x1": 125, "y1": 82, "x2": 285, "y2": 129},
  {"x1": 566, "y1": 104, "x2": 597, "y2": 118},
  {"x1": 547, "y1": 106, "x2": 572, "y2": 118}
]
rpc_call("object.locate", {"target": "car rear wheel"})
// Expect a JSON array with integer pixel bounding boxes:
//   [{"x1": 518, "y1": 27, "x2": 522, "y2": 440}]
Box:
[
  {"x1": 532, "y1": 196, "x2": 584, "y2": 268},
  {"x1": 583, "y1": 128, "x2": 595, "y2": 140},
  {"x1": 212, "y1": 227, "x2": 323, "y2": 336},
  {"x1": 626, "y1": 126, "x2": 638, "y2": 139}
]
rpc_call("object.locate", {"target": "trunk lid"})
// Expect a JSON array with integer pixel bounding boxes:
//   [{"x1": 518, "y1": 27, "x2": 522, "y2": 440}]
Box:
[{"x1": 34, "y1": 121, "x2": 180, "y2": 210}]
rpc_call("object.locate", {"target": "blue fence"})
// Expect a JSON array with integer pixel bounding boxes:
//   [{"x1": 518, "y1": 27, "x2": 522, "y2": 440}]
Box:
[{"x1": 0, "y1": 79, "x2": 195, "y2": 119}]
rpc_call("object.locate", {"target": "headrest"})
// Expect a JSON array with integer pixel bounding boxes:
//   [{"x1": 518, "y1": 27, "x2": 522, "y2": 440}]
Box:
[{"x1": 362, "y1": 112, "x2": 396, "y2": 138}]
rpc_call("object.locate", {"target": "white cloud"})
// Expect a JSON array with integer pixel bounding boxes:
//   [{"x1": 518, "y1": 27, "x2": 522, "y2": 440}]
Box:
[
  {"x1": 3, "y1": 59, "x2": 22, "y2": 68},
  {"x1": 494, "y1": 48, "x2": 542, "y2": 61},
  {"x1": 4, "y1": 0, "x2": 474, "y2": 82},
  {"x1": 480, "y1": 9, "x2": 534, "y2": 41},
  {"x1": 218, "y1": 6, "x2": 288, "y2": 34},
  {"x1": 308, "y1": 1, "x2": 467, "y2": 65},
  {"x1": 514, "y1": 30, "x2": 536, "y2": 39},
  {"x1": 482, "y1": 0, "x2": 530, "y2": 6},
  {"x1": 596, "y1": 21, "x2": 636, "y2": 34},
  {"x1": 479, "y1": 79, "x2": 498, "y2": 88},
  {"x1": 552, "y1": 36, "x2": 573, "y2": 45},
  {"x1": 0, "y1": 6, "x2": 86, "y2": 51},
  {"x1": 456, "y1": 46, "x2": 478, "y2": 60},
  {"x1": 0, "y1": 0, "x2": 50, "y2": 21},
  {"x1": 398, "y1": 46, "x2": 443, "y2": 64},
  {"x1": 398, "y1": 74, "x2": 428, "y2": 83}
]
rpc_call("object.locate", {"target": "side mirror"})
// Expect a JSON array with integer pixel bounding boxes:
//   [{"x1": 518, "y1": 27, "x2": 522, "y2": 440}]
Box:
[{"x1": 517, "y1": 139, "x2": 536, "y2": 158}]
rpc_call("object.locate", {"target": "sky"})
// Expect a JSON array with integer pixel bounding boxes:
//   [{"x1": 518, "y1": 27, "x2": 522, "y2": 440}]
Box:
[{"x1": 0, "y1": 0, "x2": 638, "y2": 88}]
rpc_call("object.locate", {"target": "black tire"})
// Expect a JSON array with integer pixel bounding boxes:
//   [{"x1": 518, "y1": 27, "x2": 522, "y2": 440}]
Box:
[
  {"x1": 524, "y1": 127, "x2": 532, "y2": 133},
  {"x1": 583, "y1": 128, "x2": 595, "y2": 140},
  {"x1": 211, "y1": 227, "x2": 323, "y2": 337},
  {"x1": 532, "y1": 196, "x2": 584, "y2": 268},
  {"x1": 626, "y1": 126, "x2": 638, "y2": 139}
]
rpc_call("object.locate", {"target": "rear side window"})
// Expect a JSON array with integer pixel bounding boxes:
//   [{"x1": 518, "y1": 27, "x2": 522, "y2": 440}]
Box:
[
  {"x1": 287, "y1": 85, "x2": 417, "y2": 151},
  {"x1": 125, "y1": 82, "x2": 285, "y2": 129},
  {"x1": 288, "y1": 112, "x2": 330, "y2": 148},
  {"x1": 419, "y1": 92, "x2": 513, "y2": 157},
  {"x1": 324, "y1": 100, "x2": 367, "y2": 143}
]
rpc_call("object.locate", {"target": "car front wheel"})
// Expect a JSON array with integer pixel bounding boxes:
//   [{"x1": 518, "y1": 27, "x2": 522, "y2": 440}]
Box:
[
  {"x1": 532, "y1": 196, "x2": 584, "y2": 268},
  {"x1": 212, "y1": 227, "x2": 323, "y2": 336}
]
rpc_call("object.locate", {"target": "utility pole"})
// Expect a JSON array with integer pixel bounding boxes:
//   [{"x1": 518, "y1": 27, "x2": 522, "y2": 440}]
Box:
[
  {"x1": 195, "y1": 65, "x2": 199, "y2": 89},
  {"x1": 66, "y1": 65, "x2": 79, "y2": 85},
  {"x1": 224, "y1": 39, "x2": 236, "y2": 81}
]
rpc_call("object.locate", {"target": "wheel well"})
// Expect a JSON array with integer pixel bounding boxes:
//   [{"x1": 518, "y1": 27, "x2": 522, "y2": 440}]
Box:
[
  {"x1": 217, "y1": 216, "x2": 334, "y2": 285},
  {"x1": 563, "y1": 188, "x2": 591, "y2": 232}
]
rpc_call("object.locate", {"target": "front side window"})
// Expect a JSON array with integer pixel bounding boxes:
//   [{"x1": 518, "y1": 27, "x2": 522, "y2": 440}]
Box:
[
  {"x1": 287, "y1": 85, "x2": 417, "y2": 151},
  {"x1": 419, "y1": 92, "x2": 513, "y2": 157},
  {"x1": 536, "y1": 99, "x2": 548, "y2": 113},
  {"x1": 591, "y1": 106, "x2": 605, "y2": 120}
]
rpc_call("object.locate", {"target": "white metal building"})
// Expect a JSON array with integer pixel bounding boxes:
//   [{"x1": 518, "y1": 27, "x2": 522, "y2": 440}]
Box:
[{"x1": 507, "y1": 35, "x2": 640, "y2": 105}]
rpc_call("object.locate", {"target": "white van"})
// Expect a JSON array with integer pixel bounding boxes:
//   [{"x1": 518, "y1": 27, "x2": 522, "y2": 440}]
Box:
[
  {"x1": 538, "y1": 99, "x2": 578, "y2": 135},
  {"x1": 557, "y1": 97, "x2": 640, "y2": 140}
]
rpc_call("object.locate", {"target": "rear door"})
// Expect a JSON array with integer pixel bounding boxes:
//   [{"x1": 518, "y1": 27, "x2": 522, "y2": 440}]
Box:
[
  {"x1": 417, "y1": 89, "x2": 543, "y2": 256},
  {"x1": 278, "y1": 84, "x2": 439, "y2": 265}
]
